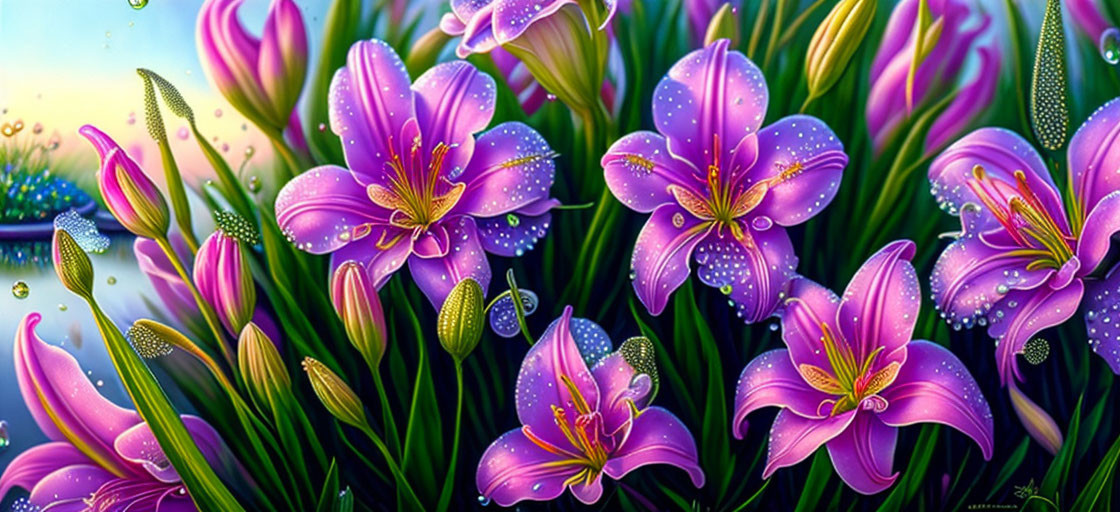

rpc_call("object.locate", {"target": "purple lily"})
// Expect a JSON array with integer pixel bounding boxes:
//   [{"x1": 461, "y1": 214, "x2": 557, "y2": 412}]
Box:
[
  {"x1": 928, "y1": 98, "x2": 1120, "y2": 384},
  {"x1": 732, "y1": 241, "x2": 994, "y2": 494},
  {"x1": 602, "y1": 39, "x2": 848, "y2": 320},
  {"x1": 476, "y1": 306, "x2": 704, "y2": 506},
  {"x1": 274, "y1": 39, "x2": 559, "y2": 308},
  {"x1": 685, "y1": 0, "x2": 741, "y2": 44},
  {"x1": 867, "y1": 0, "x2": 999, "y2": 152},
  {"x1": 0, "y1": 313, "x2": 235, "y2": 511}
]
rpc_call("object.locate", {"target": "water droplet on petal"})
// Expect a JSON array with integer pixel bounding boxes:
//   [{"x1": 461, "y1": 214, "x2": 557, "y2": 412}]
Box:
[
  {"x1": 477, "y1": 496, "x2": 491, "y2": 506},
  {"x1": 317, "y1": 123, "x2": 327, "y2": 132},
  {"x1": 11, "y1": 281, "x2": 29, "y2": 299},
  {"x1": 247, "y1": 175, "x2": 262, "y2": 193}
]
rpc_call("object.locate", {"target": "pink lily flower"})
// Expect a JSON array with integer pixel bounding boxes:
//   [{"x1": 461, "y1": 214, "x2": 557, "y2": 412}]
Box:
[
  {"x1": 928, "y1": 98, "x2": 1120, "y2": 384},
  {"x1": 476, "y1": 306, "x2": 704, "y2": 506},
  {"x1": 0, "y1": 313, "x2": 235, "y2": 511},
  {"x1": 274, "y1": 39, "x2": 559, "y2": 309},
  {"x1": 602, "y1": 39, "x2": 848, "y2": 321},
  {"x1": 733, "y1": 241, "x2": 994, "y2": 494}
]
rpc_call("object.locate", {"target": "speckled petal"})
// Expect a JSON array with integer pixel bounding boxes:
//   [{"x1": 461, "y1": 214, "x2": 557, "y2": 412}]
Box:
[
  {"x1": 603, "y1": 131, "x2": 701, "y2": 213},
  {"x1": 694, "y1": 224, "x2": 797, "y2": 323},
  {"x1": 1070, "y1": 97, "x2": 1120, "y2": 213},
  {"x1": 455, "y1": 122, "x2": 556, "y2": 217},
  {"x1": 274, "y1": 165, "x2": 392, "y2": 254},
  {"x1": 412, "y1": 61, "x2": 496, "y2": 176},
  {"x1": 652, "y1": 39, "x2": 768, "y2": 171},
  {"x1": 1083, "y1": 269, "x2": 1120, "y2": 374},
  {"x1": 329, "y1": 228, "x2": 415, "y2": 290},
  {"x1": 476, "y1": 199, "x2": 557, "y2": 257},
  {"x1": 407, "y1": 217, "x2": 492, "y2": 309},
  {"x1": 836, "y1": 240, "x2": 919, "y2": 365},
  {"x1": 570, "y1": 317, "x2": 613, "y2": 367},
  {"x1": 732, "y1": 349, "x2": 832, "y2": 439},
  {"x1": 987, "y1": 281, "x2": 1083, "y2": 385},
  {"x1": 750, "y1": 116, "x2": 848, "y2": 226},
  {"x1": 826, "y1": 414, "x2": 899, "y2": 495},
  {"x1": 630, "y1": 204, "x2": 713, "y2": 316},
  {"x1": 781, "y1": 277, "x2": 843, "y2": 371},
  {"x1": 879, "y1": 340, "x2": 995, "y2": 459},
  {"x1": 28, "y1": 464, "x2": 115, "y2": 511},
  {"x1": 1077, "y1": 191, "x2": 1120, "y2": 274},
  {"x1": 329, "y1": 39, "x2": 416, "y2": 186},
  {"x1": 474, "y1": 428, "x2": 578, "y2": 507},
  {"x1": 762, "y1": 408, "x2": 856, "y2": 479},
  {"x1": 454, "y1": 1, "x2": 499, "y2": 57},
  {"x1": 591, "y1": 352, "x2": 652, "y2": 434},
  {"x1": 515, "y1": 306, "x2": 601, "y2": 450},
  {"x1": 603, "y1": 407, "x2": 705, "y2": 488},
  {"x1": 491, "y1": 0, "x2": 578, "y2": 44}
]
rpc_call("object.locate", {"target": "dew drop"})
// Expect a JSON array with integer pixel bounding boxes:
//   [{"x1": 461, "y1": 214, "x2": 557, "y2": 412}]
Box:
[
  {"x1": 719, "y1": 283, "x2": 733, "y2": 295},
  {"x1": 1101, "y1": 27, "x2": 1120, "y2": 65},
  {"x1": 0, "y1": 420, "x2": 9, "y2": 453},
  {"x1": 477, "y1": 495, "x2": 491, "y2": 506},
  {"x1": 96, "y1": 379, "x2": 104, "y2": 387},
  {"x1": 214, "y1": 108, "x2": 223, "y2": 118},
  {"x1": 546, "y1": 94, "x2": 557, "y2": 102},
  {"x1": 768, "y1": 322, "x2": 779, "y2": 331},
  {"x1": 11, "y1": 281, "x2": 29, "y2": 299},
  {"x1": 506, "y1": 213, "x2": 520, "y2": 227},
  {"x1": 128, "y1": 0, "x2": 148, "y2": 9},
  {"x1": 317, "y1": 122, "x2": 328, "y2": 132},
  {"x1": 176, "y1": 126, "x2": 189, "y2": 140},
  {"x1": 248, "y1": 175, "x2": 262, "y2": 193},
  {"x1": 107, "y1": 276, "x2": 117, "y2": 285},
  {"x1": 58, "y1": 303, "x2": 67, "y2": 311}
]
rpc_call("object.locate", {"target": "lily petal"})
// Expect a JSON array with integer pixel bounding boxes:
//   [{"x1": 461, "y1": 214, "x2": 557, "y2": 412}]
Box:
[
  {"x1": 329, "y1": 228, "x2": 415, "y2": 290},
  {"x1": 274, "y1": 165, "x2": 391, "y2": 255},
  {"x1": 603, "y1": 131, "x2": 701, "y2": 213},
  {"x1": 836, "y1": 240, "x2": 919, "y2": 364},
  {"x1": 412, "y1": 60, "x2": 496, "y2": 175},
  {"x1": 631, "y1": 204, "x2": 712, "y2": 316},
  {"x1": 1076, "y1": 191, "x2": 1120, "y2": 274},
  {"x1": 781, "y1": 277, "x2": 842, "y2": 371},
  {"x1": 1083, "y1": 268, "x2": 1120, "y2": 374},
  {"x1": 591, "y1": 351, "x2": 653, "y2": 434},
  {"x1": 1070, "y1": 97, "x2": 1120, "y2": 213},
  {"x1": 475, "y1": 198, "x2": 558, "y2": 257},
  {"x1": 750, "y1": 115, "x2": 848, "y2": 226},
  {"x1": 29, "y1": 464, "x2": 115, "y2": 511},
  {"x1": 694, "y1": 224, "x2": 797, "y2": 323},
  {"x1": 0, "y1": 442, "x2": 92, "y2": 498},
  {"x1": 762, "y1": 408, "x2": 857, "y2": 479},
  {"x1": 826, "y1": 414, "x2": 899, "y2": 495},
  {"x1": 988, "y1": 282, "x2": 1083, "y2": 385},
  {"x1": 407, "y1": 217, "x2": 492, "y2": 309},
  {"x1": 455, "y1": 122, "x2": 556, "y2": 217},
  {"x1": 603, "y1": 407, "x2": 705, "y2": 488},
  {"x1": 733, "y1": 349, "x2": 833, "y2": 439}
]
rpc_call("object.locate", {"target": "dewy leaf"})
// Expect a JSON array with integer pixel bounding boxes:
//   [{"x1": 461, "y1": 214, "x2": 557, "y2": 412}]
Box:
[{"x1": 1030, "y1": 0, "x2": 1069, "y2": 151}]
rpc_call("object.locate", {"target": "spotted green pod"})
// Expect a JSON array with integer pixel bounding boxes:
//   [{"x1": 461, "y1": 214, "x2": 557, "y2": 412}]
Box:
[
  {"x1": 438, "y1": 278, "x2": 485, "y2": 363},
  {"x1": 1030, "y1": 0, "x2": 1069, "y2": 151}
]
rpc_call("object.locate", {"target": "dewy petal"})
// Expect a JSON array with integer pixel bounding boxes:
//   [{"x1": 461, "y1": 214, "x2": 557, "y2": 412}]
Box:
[
  {"x1": 988, "y1": 282, "x2": 1083, "y2": 385},
  {"x1": 454, "y1": 122, "x2": 556, "y2": 217},
  {"x1": 591, "y1": 351, "x2": 653, "y2": 434},
  {"x1": 113, "y1": 415, "x2": 228, "y2": 484},
  {"x1": 569, "y1": 474, "x2": 605, "y2": 505},
  {"x1": 836, "y1": 240, "x2": 919, "y2": 364},
  {"x1": 603, "y1": 407, "x2": 705, "y2": 488},
  {"x1": 14, "y1": 313, "x2": 141, "y2": 478},
  {"x1": 491, "y1": 0, "x2": 579, "y2": 44},
  {"x1": 0, "y1": 442, "x2": 93, "y2": 498},
  {"x1": 826, "y1": 413, "x2": 899, "y2": 495},
  {"x1": 329, "y1": 229, "x2": 414, "y2": 290},
  {"x1": 695, "y1": 224, "x2": 798, "y2": 323},
  {"x1": 275, "y1": 165, "x2": 392, "y2": 254},
  {"x1": 412, "y1": 60, "x2": 496, "y2": 175},
  {"x1": 878, "y1": 340, "x2": 995, "y2": 459},
  {"x1": 924, "y1": 45, "x2": 1001, "y2": 151},
  {"x1": 762, "y1": 408, "x2": 857, "y2": 479},
  {"x1": 652, "y1": 39, "x2": 768, "y2": 171},
  {"x1": 29, "y1": 464, "x2": 116, "y2": 511},
  {"x1": 407, "y1": 217, "x2": 492, "y2": 309},
  {"x1": 1083, "y1": 267, "x2": 1120, "y2": 373},
  {"x1": 515, "y1": 306, "x2": 601, "y2": 450},
  {"x1": 749, "y1": 115, "x2": 848, "y2": 226},
  {"x1": 476, "y1": 198, "x2": 558, "y2": 257},
  {"x1": 603, "y1": 131, "x2": 701, "y2": 213},
  {"x1": 733, "y1": 349, "x2": 833, "y2": 439},
  {"x1": 1077, "y1": 191, "x2": 1120, "y2": 274},
  {"x1": 455, "y1": 1, "x2": 499, "y2": 57},
  {"x1": 928, "y1": 127, "x2": 1063, "y2": 227},
  {"x1": 630, "y1": 204, "x2": 713, "y2": 316},
  {"x1": 328, "y1": 39, "x2": 416, "y2": 186},
  {"x1": 1070, "y1": 98, "x2": 1120, "y2": 215},
  {"x1": 781, "y1": 277, "x2": 842, "y2": 371}
]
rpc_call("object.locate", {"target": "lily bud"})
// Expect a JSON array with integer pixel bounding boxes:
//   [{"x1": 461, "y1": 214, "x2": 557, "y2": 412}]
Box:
[
  {"x1": 331, "y1": 261, "x2": 388, "y2": 371},
  {"x1": 302, "y1": 357, "x2": 367, "y2": 429},
  {"x1": 52, "y1": 229, "x2": 94, "y2": 300},
  {"x1": 239, "y1": 323, "x2": 290, "y2": 410},
  {"x1": 805, "y1": 0, "x2": 876, "y2": 102},
  {"x1": 1008, "y1": 382, "x2": 1063, "y2": 455},
  {"x1": 704, "y1": 3, "x2": 740, "y2": 48},
  {"x1": 79, "y1": 125, "x2": 170, "y2": 240},
  {"x1": 194, "y1": 218, "x2": 256, "y2": 337},
  {"x1": 437, "y1": 278, "x2": 485, "y2": 363}
]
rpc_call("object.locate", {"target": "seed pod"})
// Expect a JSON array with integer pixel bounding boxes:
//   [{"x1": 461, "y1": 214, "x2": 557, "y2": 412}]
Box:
[
  {"x1": 1031, "y1": 0, "x2": 1069, "y2": 151},
  {"x1": 437, "y1": 278, "x2": 485, "y2": 363},
  {"x1": 52, "y1": 229, "x2": 95, "y2": 300},
  {"x1": 302, "y1": 357, "x2": 367, "y2": 429}
]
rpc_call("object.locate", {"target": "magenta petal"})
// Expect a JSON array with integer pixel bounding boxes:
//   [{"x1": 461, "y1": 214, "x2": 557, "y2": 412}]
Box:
[
  {"x1": 14, "y1": 313, "x2": 141, "y2": 477},
  {"x1": 475, "y1": 199, "x2": 557, "y2": 257},
  {"x1": 870, "y1": 0, "x2": 918, "y2": 79},
  {"x1": 988, "y1": 282, "x2": 1083, "y2": 385},
  {"x1": 329, "y1": 39, "x2": 416, "y2": 186},
  {"x1": 924, "y1": 46, "x2": 1000, "y2": 151},
  {"x1": 412, "y1": 61, "x2": 496, "y2": 175},
  {"x1": 1084, "y1": 269, "x2": 1120, "y2": 374},
  {"x1": 455, "y1": 122, "x2": 556, "y2": 217},
  {"x1": 329, "y1": 230, "x2": 414, "y2": 290},
  {"x1": 928, "y1": 128, "x2": 1062, "y2": 228},
  {"x1": 879, "y1": 340, "x2": 995, "y2": 458},
  {"x1": 274, "y1": 165, "x2": 391, "y2": 255},
  {"x1": 591, "y1": 352, "x2": 653, "y2": 434},
  {"x1": 652, "y1": 39, "x2": 768, "y2": 170},
  {"x1": 825, "y1": 414, "x2": 899, "y2": 495},
  {"x1": 750, "y1": 115, "x2": 848, "y2": 226},
  {"x1": 491, "y1": 0, "x2": 578, "y2": 44},
  {"x1": 781, "y1": 277, "x2": 842, "y2": 371},
  {"x1": 134, "y1": 236, "x2": 202, "y2": 327},
  {"x1": 1077, "y1": 192, "x2": 1120, "y2": 272},
  {"x1": 630, "y1": 204, "x2": 712, "y2": 316},
  {"x1": 29, "y1": 464, "x2": 115, "y2": 510},
  {"x1": 1070, "y1": 97, "x2": 1120, "y2": 213},
  {"x1": 836, "y1": 240, "x2": 919, "y2": 363},
  {"x1": 515, "y1": 306, "x2": 601, "y2": 450},
  {"x1": 732, "y1": 349, "x2": 832, "y2": 439},
  {"x1": 762, "y1": 409, "x2": 857, "y2": 479},
  {"x1": 0, "y1": 442, "x2": 93, "y2": 498},
  {"x1": 407, "y1": 217, "x2": 492, "y2": 309},
  {"x1": 569, "y1": 476, "x2": 605, "y2": 505},
  {"x1": 603, "y1": 407, "x2": 705, "y2": 488},
  {"x1": 455, "y1": 1, "x2": 499, "y2": 57},
  {"x1": 603, "y1": 131, "x2": 700, "y2": 213},
  {"x1": 113, "y1": 415, "x2": 226, "y2": 484},
  {"x1": 695, "y1": 225, "x2": 797, "y2": 323}
]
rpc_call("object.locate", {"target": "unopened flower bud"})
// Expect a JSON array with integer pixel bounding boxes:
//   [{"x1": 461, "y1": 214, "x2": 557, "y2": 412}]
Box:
[
  {"x1": 805, "y1": 0, "x2": 876, "y2": 101},
  {"x1": 1009, "y1": 382, "x2": 1063, "y2": 455},
  {"x1": 437, "y1": 278, "x2": 485, "y2": 363},
  {"x1": 52, "y1": 229, "x2": 95, "y2": 300},
  {"x1": 331, "y1": 261, "x2": 388, "y2": 371},
  {"x1": 704, "y1": 3, "x2": 740, "y2": 48},
  {"x1": 302, "y1": 357, "x2": 366, "y2": 429},
  {"x1": 194, "y1": 218, "x2": 256, "y2": 337},
  {"x1": 80, "y1": 124, "x2": 170, "y2": 240},
  {"x1": 239, "y1": 322, "x2": 290, "y2": 409}
]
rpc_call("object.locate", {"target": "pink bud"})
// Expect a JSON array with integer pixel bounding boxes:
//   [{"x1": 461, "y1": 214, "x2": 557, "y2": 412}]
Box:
[
  {"x1": 194, "y1": 230, "x2": 256, "y2": 337},
  {"x1": 79, "y1": 125, "x2": 169, "y2": 240},
  {"x1": 331, "y1": 261, "x2": 388, "y2": 370}
]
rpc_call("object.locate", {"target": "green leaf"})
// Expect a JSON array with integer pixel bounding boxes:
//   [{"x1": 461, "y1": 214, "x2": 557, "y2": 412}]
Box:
[
  {"x1": 1069, "y1": 428, "x2": 1120, "y2": 512},
  {"x1": 395, "y1": 282, "x2": 445, "y2": 505},
  {"x1": 877, "y1": 425, "x2": 939, "y2": 511},
  {"x1": 794, "y1": 450, "x2": 832, "y2": 512},
  {"x1": 731, "y1": 480, "x2": 771, "y2": 512},
  {"x1": 987, "y1": 436, "x2": 1030, "y2": 500},
  {"x1": 306, "y1": 0, "x2": 359, "y2": 165},
  {"x1": 315, "y1": 459, "x2": 340, "y2": 512},
  {"x1": 1032, "y1": 395, "x2": 1083, "y2": 511}
]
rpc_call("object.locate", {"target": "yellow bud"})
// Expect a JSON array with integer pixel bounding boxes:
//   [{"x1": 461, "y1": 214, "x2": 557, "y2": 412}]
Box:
[
  {"x1": 437, "y1": 278, "x2": 485, "y2": 363},
  {"x1": 239, "y1": 323, "x2": 291, "y2": 409},
  {"x1": 704, "y1": 3, "x2": 740, "y2": 48},
  {"x1": 302, "y1": 357, "x2": 366, "y2": 429},
  {"x1": 805, "y1": 0, "x2": 877, "y2": 101},
  {"x1": 52, "y1": 229, "x2": 94, "y2": 300}
]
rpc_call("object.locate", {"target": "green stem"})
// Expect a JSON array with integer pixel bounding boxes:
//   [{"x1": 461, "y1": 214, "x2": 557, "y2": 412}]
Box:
[
  {"x1": 359, "y1": 424, "x2": 426, "y2": 511},
  {"x1": 764, "y1": 0, "x2": 791, "y2": 71},
  {"x1": 775, "y1": 0, "x2": 829, "y2": 50},
  {"x1": 436, "y1": 363, "x2": 465, "y2": 512},
  {"x1": 372, "y1": 369, "x2": 402, "y2": 459},
  {"x1": 264, "y1": 128, "x2": 304, "y2": 182},
  {"x1": 155, "y1": 236, "x2": 235, "y2": 369}
]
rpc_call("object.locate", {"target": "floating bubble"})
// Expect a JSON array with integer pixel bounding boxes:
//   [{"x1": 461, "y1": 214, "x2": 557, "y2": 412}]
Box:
[
  {"x1": 477, "y1": 496, "x2": 490, "y2": 506},
  {"x1": 32, "y1": 122, "x2": 43, "y2": 134},
  {"x1": 214, "y1": 108, "x2": 223, "y2": 118},
  {"x1": 11, "y1": 281, "x2": 29, "y2": 299},
  {"x1": 177, "y1": 126, "x2": 190, "y2": 140},
  {"x1": 58, "y1": 303, "x2": 67, "y2": 311},
  {"x1": 54, "y1": 210, "x2": 111, "y2": 253},
  {"x1": 488, "y1": 289, "x2": 539, "y2": 338},
  {"x1": 0, "y1": 420, "x2": 8, "y2": 452},
  {"x1": 128, "y1": 0, "x2": 148, "y2": 9},
  {"x1": 107, "y1": 276, "x2": 117, "y2": 285},
  {"x1": 1101, "y1": 28, "x2": 1120, "y2": 65}
]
